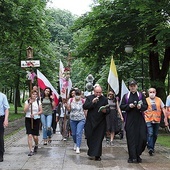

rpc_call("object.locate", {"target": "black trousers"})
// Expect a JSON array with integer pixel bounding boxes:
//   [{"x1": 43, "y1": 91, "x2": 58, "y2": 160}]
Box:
[
  {"x1": 0, "y1": 115, "x2": 5, "y2": 158},
  {"x1": 52, "y1": 110, "x2": 57, "y2": 133}
]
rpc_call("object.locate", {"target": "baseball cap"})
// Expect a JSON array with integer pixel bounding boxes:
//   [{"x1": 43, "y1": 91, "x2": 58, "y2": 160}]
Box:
[{"x1": 129, "y1": 80, "x2": 137, "y2": 85}]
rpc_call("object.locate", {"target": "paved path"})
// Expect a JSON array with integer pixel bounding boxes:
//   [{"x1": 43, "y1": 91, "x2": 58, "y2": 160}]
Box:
[{"x1": 1, "y1": 127, "x2": 170, "y2": 170}]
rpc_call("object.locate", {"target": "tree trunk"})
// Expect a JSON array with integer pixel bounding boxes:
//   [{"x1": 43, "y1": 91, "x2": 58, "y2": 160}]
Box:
[
  {"x1": 9, "y1": 87, "x2": 13, "y2": 103},
  {"x1": 149, "y1": 36, "x2": 170, "y2": 102}
]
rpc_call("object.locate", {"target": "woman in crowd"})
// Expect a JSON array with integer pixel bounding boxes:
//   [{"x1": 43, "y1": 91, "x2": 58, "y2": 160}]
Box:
[
  {"x1": 56, "y1": 97, "x2": 70, "y2": 141},
  {"x1": 106, "y1": 90, "x2": 124, "y2": 145},
  {"x1": 66, "y1": 89, "x2": 86, "y2": 154},
  {"x1": 24, "y1": 90, "x2": 42, "y2": 156},
  {"x1": 41, "y1": 87, "x2": 55, "y2": 145}
]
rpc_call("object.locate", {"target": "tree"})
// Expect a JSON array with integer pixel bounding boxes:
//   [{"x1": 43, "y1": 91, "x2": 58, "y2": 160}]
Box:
[{"x1": 72, "y1": 0, "x2": 170, "y2": 101}]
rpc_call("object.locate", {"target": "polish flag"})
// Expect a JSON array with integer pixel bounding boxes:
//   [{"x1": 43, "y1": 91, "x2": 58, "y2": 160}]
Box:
[{"x1": 37, "y1": 69, "x2": 59, "y2": 105}]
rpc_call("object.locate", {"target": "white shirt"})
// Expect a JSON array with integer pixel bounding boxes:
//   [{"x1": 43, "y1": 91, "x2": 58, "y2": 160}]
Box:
[{"x1": 25, "y1": 100, "x2": 41, "y2": 119}]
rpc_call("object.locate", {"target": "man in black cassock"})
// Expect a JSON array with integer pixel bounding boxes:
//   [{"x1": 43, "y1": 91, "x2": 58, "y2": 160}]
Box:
[
  {"x1": 120, "y1": 80, "x2": 148, "y2": 163},
  {"x1": 83, "y1": 86, "x2": 109, "y2": 161}
]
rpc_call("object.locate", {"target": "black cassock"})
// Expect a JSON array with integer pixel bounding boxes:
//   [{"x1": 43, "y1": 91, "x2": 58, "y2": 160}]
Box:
[
  {"x1": 120, "y1": 92, "x2": 148, "y2": 160},
  {"x1": 83, "y1": 94, "x2": 108, "y2": 157}
]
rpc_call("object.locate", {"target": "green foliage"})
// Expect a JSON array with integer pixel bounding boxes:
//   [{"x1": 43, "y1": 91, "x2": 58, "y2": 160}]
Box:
[
  {"x1": 9, "y1": 104, "x2": 24, "y2": 121},
  {"x1": 71, "y1": 0, "x2": 170, "y2": 100}
]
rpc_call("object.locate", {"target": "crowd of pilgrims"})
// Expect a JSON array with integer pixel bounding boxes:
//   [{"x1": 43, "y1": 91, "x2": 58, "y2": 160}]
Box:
[{"x1": 23, "y1": 80, "x2": 170, "y2": 163}]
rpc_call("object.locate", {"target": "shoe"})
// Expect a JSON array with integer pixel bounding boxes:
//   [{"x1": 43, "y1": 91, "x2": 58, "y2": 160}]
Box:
[
  {"x1": 95, "y1": 156, "x2": 101, "y2": 161},
  {"x1": 149, "y1": 149, "x2": 153, "y2": 156},
  {"x1": 76, "y1": 147, "x2": 80, "y2": 154},
  {"x1": 34, "y1": 145, "x2": 38, "y2": 153},
  {"x1": 48, "y1": 137, "x2": 52, "y2": 143},
  {"x1": 137, "y1": 156, "x2": 142, "y2": 163},
  {"x1": 28, "y1": 151, "x2": 34, "y2": 156},
  {"x1": 73, "y1": 143, "x2": 76, "y2": 151},
  {"x1": 0, "y1": 157, "x2": 3, "y2": 162},
  {"x1": 128, "y1": 158, "x2": 138, "y2": 163},
  {"x1": 110, "y1": 141, "x2": 114, "y2": 146},
  {"x1": 43, "y1": 141, "x2": 47, "y2": 145},
  {"x1": 63, "y1": 138, "x2": 67, "y2": 141}
]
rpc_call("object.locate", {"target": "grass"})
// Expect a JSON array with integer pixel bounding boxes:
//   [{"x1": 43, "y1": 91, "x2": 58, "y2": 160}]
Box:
[
  {"x1": 157, "y1": 129, "x2": 170, "y2": 148},
  {"x1": 9, "y1": 104, "x2": 25, "y2": 122}
]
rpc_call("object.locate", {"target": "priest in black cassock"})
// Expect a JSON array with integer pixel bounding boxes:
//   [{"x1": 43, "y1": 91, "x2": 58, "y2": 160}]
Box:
[
  {"x1": 120, "y1": 80, "x2": 148, "y2": 163},
  {"x1": 83, "y1": 86, "x2": 109, "y2": 161}
]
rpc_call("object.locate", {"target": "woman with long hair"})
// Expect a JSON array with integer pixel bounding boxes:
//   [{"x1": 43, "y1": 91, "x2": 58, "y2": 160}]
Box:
[
  {"x1": 66, "y1": 89, "x2": 86, "y2": 154},
  {"x1": 41, "y1": 87, "x2": 55, "y2": 145}
]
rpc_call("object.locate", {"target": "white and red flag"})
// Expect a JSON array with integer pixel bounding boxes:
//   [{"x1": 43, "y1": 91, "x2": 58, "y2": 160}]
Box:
[
  {"x1": 37, "y1": 69, "x2": 59, "y2": 105},
  {"x1": 59, "y1": 60, "x2": 72, "y2": 98}
]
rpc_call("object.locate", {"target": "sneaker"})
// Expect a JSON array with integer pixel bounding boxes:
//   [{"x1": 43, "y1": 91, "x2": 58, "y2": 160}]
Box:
[
  {"x1": 34, "y1": 145, "x2": 38, "y2": 153},
  {"x1": 110, "y1": 141, "x2": 114, "y2": 146},
  {"x1": 43, "y1": 140, "x2": 47, "y2": 145},
  {"x1": 73, "y1": 143, "x2": 76, "y2": 151},
  {"x1": 28, "y1": 151, "x2": 34, "y2": 156},
  {"x1": 148, "y1": 149, "x2": 153, "y2": 156},
  {"x1": 63, "y1": 138, "x2": 67, "y2": 141},
  {"x1": 76, "y1": 147, "x2": 80, "y2": 154}
]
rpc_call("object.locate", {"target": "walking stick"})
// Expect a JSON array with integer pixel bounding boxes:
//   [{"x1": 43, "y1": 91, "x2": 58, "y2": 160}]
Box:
[{"x1": 30, "y1": 80, "x2": 33, "y2": 129}]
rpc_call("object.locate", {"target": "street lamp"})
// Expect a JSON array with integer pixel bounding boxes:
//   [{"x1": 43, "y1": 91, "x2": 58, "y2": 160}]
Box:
[
  {"x1": 84, "y1": 74, "x2": 94, "y2": 96},
  {"x1": 125, "y1": 45, "x2": 133, "y2": 54}
]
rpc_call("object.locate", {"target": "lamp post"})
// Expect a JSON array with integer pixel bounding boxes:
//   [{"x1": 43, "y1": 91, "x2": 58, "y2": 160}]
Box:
[
  {"x1": 84, "y1": 74, "x2": 94, "y2": 96},
  {"x1": 125, "y1": 45, "x2": 133, "y2": 54}
]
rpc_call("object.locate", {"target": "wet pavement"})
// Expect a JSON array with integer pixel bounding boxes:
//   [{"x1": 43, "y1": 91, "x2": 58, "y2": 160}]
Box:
[{"x1": 2, "y1": 127, "x2": 170, "y2": 170}]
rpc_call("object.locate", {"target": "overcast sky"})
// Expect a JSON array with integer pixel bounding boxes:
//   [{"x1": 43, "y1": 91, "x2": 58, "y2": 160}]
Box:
[{"x1": 47, "y1": 0, "x2": 93, "y2": 16}]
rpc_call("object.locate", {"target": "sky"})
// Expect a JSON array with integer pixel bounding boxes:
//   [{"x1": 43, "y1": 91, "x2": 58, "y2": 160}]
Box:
[{"x1": 47, "y1": 0, "x2": 94, "y2": 16}]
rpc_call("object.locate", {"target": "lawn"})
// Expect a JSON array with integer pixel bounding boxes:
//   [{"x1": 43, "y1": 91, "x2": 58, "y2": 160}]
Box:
[
  {"x1": 9, "y1": 104, "x2": 25, "y2": 121},
  {"x1": 157, "y1": 128, "x2": 170, "y2": 148}
]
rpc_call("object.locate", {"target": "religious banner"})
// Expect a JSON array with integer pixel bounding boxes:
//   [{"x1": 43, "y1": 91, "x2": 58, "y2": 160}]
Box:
[{"x1": 59, "y1": 60, "x2": 72, "y2": 98}]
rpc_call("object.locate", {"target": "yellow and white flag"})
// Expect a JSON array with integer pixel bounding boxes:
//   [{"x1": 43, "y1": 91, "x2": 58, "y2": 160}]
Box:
[{"x1": 107, "y1": 58, "x2": 119, "y2": 95}]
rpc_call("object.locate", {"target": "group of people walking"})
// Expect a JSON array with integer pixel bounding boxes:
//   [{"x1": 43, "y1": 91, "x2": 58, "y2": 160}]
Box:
[{"x1": 0, "y1": 79, "x2": 170, "y2": 164}]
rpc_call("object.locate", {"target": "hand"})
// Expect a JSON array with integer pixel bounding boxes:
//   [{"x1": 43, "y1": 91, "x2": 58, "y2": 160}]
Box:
[
  {"x1": 50, "y1": 95, "x2": 54, "y2": 100},
  {"x1": 137, "y1": 104, "x2": 141, "y2": 109},
  {"x1": 29, "y1": 99, "x2": 33, "y2": 104},
  {"x1": 164, "y1": 118, "x2": 169, "y2": 126},
  {"x1": 92, "y1": 97, "x2": 99, "y2": 103},
  {"x1": 64, "y1": 103, "x2": 68, "y2": 107},
  {"x1": 120, "y1": 116, "x2": 124, "y2": 122},
  {"x1": 129, "y1": 103, "x2": 135, "y2": 108},
  {"x1": 3, "y1": 120, "x2": 8, "y2": 127},
  {"x1": 30, "y1": 114, "x2": 34, "y2": 118},
  {"x1": 101, "y1": 109, "x2": 106, "y2": 113},
  {"x1": 56, "y1": 117, "x2": 59, "y2": 123}
]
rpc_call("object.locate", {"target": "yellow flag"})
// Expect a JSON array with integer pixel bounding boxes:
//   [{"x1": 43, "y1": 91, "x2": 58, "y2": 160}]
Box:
[{"x1": 107, "y1": 58, "x2": 119, "y2": 94}]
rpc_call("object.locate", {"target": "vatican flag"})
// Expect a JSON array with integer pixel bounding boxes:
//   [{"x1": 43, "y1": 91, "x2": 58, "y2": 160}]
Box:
[{"x1": 107, "y1": 57, "x2": 119, "y2": 95}]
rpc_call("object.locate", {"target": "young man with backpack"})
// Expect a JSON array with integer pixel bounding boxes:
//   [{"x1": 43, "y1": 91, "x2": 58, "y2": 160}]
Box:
[{"x1": 120, "y1": 80, "x2": 148, "y2": 163}]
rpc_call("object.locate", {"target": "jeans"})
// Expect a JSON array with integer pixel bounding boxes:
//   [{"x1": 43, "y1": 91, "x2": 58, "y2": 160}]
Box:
[
  {"x1": 41, "y1": 114, "x2": 52, "y2": 139},
  {"x1": 146, "y1": 122, "x2": 160, "y2": 151},
  {"x1": 70, "y1": 119, "x2": 85, "y2": 148}
]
